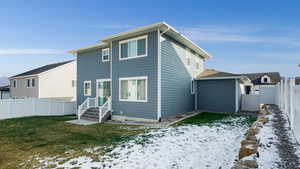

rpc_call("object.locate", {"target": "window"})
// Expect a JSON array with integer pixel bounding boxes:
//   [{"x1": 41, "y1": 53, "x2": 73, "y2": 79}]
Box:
[
  {"x1": 245, "y1": 85, "x2": 251, "y2": 95},
  {"x1": 27, "y1": 79, "x2": 31, "y2": 87},
  {"x1": 119, "y1": 76, "x2": 147, "y2": 102},
  {"x1": 31, "y1": 79, "x2": 35, "y2": 87},
  {"x1": 191, "y1": 79, "x2": 195, "y2": 94},
  {"x1": 84, "y1": 81, "x2": 91, "y2": 96},
  {"x1": 263, "y1": 78, "x2": 268, "y2": 83},
  {"x1": 72, "y1": 80, "x2": 76, "y2": 87},
  {"x1": 196, "y1": 62, "x2": 200, "y2": 69},
  {"x1": 102, "y1": 48, "x2": 110, "y2": 62},
  {"x1": 119, "y1": 35, "x2": 147, "y2": 60},
  {"x1": 13, "y1": 80, "x2": 17, "y2": 88}
]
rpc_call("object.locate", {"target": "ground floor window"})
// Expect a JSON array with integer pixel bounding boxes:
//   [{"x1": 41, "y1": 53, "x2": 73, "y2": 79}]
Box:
[
  {"x1": 84, "y1": 81, "x2": 91, "y2": 96},
  {"x1": 119, "y1": 76, "x2": 147, "y2": 102}
]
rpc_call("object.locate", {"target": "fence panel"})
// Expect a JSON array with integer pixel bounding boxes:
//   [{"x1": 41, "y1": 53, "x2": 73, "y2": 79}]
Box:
[
  {"x1": 0, "y1": 98, "x2": 76, "y2": 120},
  {"x1": 241, "y1": 95, "x2": 260, "y2": 111}
]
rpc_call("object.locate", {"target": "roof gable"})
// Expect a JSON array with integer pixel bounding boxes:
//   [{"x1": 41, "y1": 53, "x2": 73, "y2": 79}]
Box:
[
  {"x1": 11, "y1": 60, "x2": 74, "y2": 78},
  {"x1": 241, "y1": 72, "x2": 281, "y2": 85}
]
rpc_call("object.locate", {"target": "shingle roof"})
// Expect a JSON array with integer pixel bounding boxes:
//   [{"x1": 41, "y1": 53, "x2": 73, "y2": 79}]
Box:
[
  {"x1": 11, "y1": 60, "x2": 74, "y2": 78},
  {"x1": 195, "y1": 69, "x2": 242, "y2": 79},
  {"x1": 240, "y1": 72, "x2": 281, "y2": 85},
  {"x1": 0, "y1": 85, "x2": 10, "y2": 91}
]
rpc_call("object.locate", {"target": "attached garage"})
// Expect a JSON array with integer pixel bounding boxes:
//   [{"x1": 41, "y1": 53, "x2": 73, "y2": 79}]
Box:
[{"x1": 194, "y1": 69, "x2": 249, "y2": 113}]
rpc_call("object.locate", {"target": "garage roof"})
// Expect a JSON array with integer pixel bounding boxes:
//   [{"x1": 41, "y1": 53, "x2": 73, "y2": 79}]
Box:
[{"x1": 195, "y1": 69, "x2": 248, "y2": 81}]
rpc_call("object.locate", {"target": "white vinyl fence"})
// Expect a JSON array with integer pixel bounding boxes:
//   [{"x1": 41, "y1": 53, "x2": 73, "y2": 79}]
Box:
[
  {"x1": 279, "y1": 78, "x2": 300, "y2": 142},
  {"x1": 0, "y1": 98, "x2": 76, "y2": 120},
  {"x1": 241, "y1": 85, "x2": 280, "y2": 111}
]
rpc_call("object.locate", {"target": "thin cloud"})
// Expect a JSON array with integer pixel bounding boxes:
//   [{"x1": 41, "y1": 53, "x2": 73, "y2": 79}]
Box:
[
  {"x1": 0, "y1": 49, "x2": 66, "y2": 55},
  {"x1": 88, "y1": 24, "x2": 135, "y2": 29},
  {"x1": 179, "y1": 25, "x2": 300, "y2": 46}
]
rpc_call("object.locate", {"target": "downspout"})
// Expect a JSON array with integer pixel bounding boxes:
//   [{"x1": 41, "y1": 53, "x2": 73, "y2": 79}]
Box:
[{"x1": 157, "y1": 26, "x2": 170, "y2": 122}]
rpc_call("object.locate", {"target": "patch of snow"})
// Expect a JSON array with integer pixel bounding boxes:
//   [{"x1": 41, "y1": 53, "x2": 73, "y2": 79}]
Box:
[
  {"x1": 256, "y1": 114, "x2": 280, "y2": 169},
  {"x1": 40, "y1": 116, "x2": 250, "y2": 169}
]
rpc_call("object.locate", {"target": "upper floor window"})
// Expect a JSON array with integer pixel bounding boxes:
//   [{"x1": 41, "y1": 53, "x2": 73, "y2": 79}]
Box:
[
  {"x1": 185, "y1": 49, "x2": 192, "y2": 66},
  {"x1": 27, "y1": 79, "x2": 31, "y2": 87},
  {"x1": 261, "y1": 75, "x2": 271, "y2": 83},
  {"x1": 32, "y1": 79, "x2": 35, "y2": 87},
  {"x1": 84, "y1": 81, "x2": 91, "y2": 96},
  {"x1": 13, "y1": 80, "x2": 17, "y2": 88},
  {"x1": 119, "y1": 35, "x2": 147, "y2": 60},
  {"x1": 102, "y1": 48, "x2": 110, "y2": 62}
]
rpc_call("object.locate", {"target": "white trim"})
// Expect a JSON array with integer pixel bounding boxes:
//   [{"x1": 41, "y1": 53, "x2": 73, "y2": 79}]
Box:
[
  {"x1": 102, "y1": 48, "x2": 110, "y2": 62},
  {"x1": 195, "y1": 76, "x2": 245, "y2": 80},
  {"x1": 118, "y1": 76, "x2": 148, "y2": 102},
  {"x1": 69, "y1": 43, "x2": 109, "y2": 54},
  {"x1": 100, "y1": 22, "x2": 212, "y2": 59},
  {"x1": 157, "y1": 29, "x2": 162, "y2": 120},
  {"x1": 96, "y1": 79, "x2": 111, "y2": 107},
  {"x1": 119, "y1": 35, "x2": 148, "y2": 60},
  {"x1": 191, "y1": 79, "x2": 195, "y2": 94},
  {"x1": 83, "y1": 81, "x2": 92, "y2": 96},
  {"x1": 195, "y1": 80, "x2": 197, "y2": 110},
  {"x1": 235, "y1": 79, "x2": 239, "y2": 113},
  {"x1": 110, "y1": 41, "x2": 113, "y2": 106}
]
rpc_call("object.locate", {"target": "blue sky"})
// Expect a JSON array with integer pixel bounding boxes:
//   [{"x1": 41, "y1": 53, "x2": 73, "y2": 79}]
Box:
[{"x1": 0, "y1": 0, "x2": 300, "y2": 78}]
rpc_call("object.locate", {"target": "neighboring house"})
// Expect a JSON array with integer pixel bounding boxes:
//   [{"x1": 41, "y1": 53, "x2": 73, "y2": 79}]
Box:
[
  {"x1": 9, "y1": 60, "x2": 76, "y2": 100},
  {"x1": 240, "y1": 72, "x2": 281, "y2": 94},
  {"x1": 194, "y1": 69, "x2": 249, "y2": 113},
  {"x1": 70, "y1": 22, "x2": 212, "y2": 122},
  {"x1": 0, "y1": 85, "x2": 10, "y2": 99},
  {"x1": 295, "y1": 77, "x2": 300, "y2": 85}
]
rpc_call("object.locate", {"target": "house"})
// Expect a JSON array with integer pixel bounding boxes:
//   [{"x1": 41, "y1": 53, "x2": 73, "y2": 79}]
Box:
[
  {"x1": 295, "y1": 77, "x2": 300, "y2": 85},
  {"x1": 194, "y1": 69, "x2": 249, "y2": 113},
  {"x1": 70, "y1": 22, "x2": 244, "y2": 123},
  {"x1": 240, "y1": 72, "x2": 281, "y2": 94},
  {"x1": 0, "y1": 85, "x2": 10, "y2": 99},
  {"x1": 9, "y1": 60, "x2": 76, "y2": 100}
]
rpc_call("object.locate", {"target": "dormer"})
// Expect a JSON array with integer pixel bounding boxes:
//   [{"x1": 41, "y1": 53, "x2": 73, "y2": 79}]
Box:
[{"x1": 261, "y1": 75, "x2": 271, "y2": 83}]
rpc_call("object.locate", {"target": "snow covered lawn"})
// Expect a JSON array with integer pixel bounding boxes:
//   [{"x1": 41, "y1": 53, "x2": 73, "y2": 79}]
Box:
[{"x1": 41, "y1": 114, "x2": 255, "y2": 169}]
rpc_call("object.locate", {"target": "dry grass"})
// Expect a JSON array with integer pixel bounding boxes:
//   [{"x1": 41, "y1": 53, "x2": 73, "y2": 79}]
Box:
[{"x1": 0, "y1": 116, "x2": 145, "y2": 169}]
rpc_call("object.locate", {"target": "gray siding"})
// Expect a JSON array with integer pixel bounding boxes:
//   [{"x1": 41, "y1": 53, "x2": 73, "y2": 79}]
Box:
[
  {"x1": 10, "y1": 77, "x2": 39, "y2": 98},
  {"x1": 196, "y1": 79, "x2": 236, "y2": 112},
  {"x1": 77, "y1": 49, "x2": 110, "y2": 106},
  {"x1": 111, "y1": 31, "x2": 158, "y2": 120},
  {"x1": 161, "y1": 35, "x2": 196, "y2": 118}
]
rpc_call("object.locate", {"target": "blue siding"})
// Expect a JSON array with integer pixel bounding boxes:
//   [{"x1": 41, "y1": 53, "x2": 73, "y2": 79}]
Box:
[
  {"x1": 111, "y1": 31, "x2": 158, "y2": 120},
  {"x1": 161, "y1": 36, "x2": 195, "y2": 118},
  {"x1": 196, "y1": 79, "x2": 236, "y2": 112},
  {"x1": 77, "y1": 49, "x2": 110, "y2": 106}
]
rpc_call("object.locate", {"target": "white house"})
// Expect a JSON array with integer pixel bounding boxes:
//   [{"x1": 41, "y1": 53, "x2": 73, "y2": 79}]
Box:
[{"x1": 9, "y1": 60, "x2": 76, "y2": 101}]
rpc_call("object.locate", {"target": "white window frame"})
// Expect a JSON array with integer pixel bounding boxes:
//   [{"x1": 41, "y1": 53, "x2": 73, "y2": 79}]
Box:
[
  {"x1": 119, "y1": 76, "x2": 148, "y2": 102},
  {"x1": 119, "y1": 35, "x2": 148, "y2": 60},
  {"x1": 185, "y1": 48, "x2": 191, "y2": 66},
  {"x1": 84, "y1": 81, "x2": 92, "y2": 96},
  {"x1": 102, "y1": 48, "x2": 110, "y2": 62},
  {"x1": 191, "y1": 79, "x2": 195, "y2": 94}
]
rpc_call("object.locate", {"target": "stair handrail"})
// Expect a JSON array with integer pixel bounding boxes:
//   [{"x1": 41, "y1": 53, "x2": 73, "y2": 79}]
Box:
[
  {"x1": 99, "y1": 96, "x2": 112, "y2": 123},
  {"x1": 78, "y1": 97, "x2": 97, "y2": 120}
]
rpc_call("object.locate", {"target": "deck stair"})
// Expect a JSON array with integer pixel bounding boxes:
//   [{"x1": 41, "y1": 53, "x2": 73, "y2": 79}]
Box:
[{"x1": 78, "y1": 97, "x2": 112, "y2": 123}]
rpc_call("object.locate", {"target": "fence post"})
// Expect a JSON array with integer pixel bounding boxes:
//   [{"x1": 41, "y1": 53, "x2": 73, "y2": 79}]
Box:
[
  {"x1": 290, "y1": 78, "x2": 295, "y2": 130},
  {"x1": 48, "y1": 99, "x2": 52, "y2": 116},
  {"x1": 62, "y1": 102, "x2": 65, "y2": 115}
]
